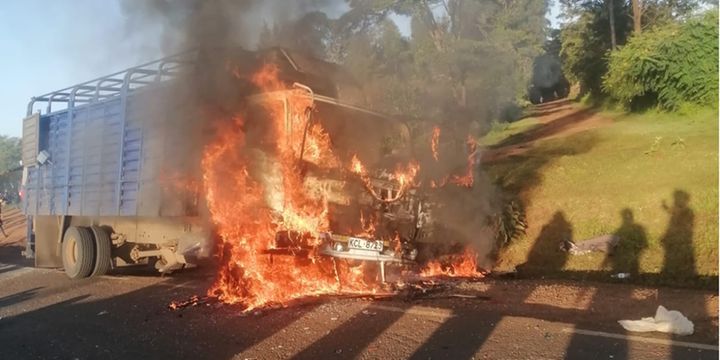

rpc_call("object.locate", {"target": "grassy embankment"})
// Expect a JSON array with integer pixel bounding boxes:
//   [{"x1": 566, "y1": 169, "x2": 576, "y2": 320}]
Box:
[{"x1": 484, "y1": 105, "x2": 718, "y2": 288}]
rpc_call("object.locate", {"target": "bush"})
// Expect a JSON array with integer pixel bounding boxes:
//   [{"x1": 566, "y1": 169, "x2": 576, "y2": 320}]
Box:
[{"x1": 603, "y1": 11, "x2": 718, "y2": 110}]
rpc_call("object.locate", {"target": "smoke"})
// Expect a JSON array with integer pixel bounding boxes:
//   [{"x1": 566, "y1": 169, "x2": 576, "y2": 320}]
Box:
[
  {"x1": 118, "y1": 0, "x2": 505, "y2": 270},
  {"x1": 118, "y1": 0, "x2": 345, "y2": 54}
]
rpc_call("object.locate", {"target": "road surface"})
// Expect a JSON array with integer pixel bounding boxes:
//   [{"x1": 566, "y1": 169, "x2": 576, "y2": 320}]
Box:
[{"x1": 0, "y1": 245, "x2": 716, "y2": 360}]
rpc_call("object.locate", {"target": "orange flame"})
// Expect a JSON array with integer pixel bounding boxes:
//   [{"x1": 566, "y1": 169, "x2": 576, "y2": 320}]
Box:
[
  {"x1": 350, "y1": 154, "x2": 419, "y2": 203},
  {"x1": 204, "y1": 63, "x2": 482, "y2": 310},
  {"x1": 431, "y1": 126, "x2": 441, "y2": 161},
  {"x1": 205, "y1": 64, "x2": 378, "y2": 310},
  {"x1": 350, "y1": 154, "x2": 365, "y2": 175},
  {"x1": 448, "y1": 136, "x2": 477, "y2": 188},
  {"x1": 302, "y1": 123, "x2": 340, "y2": 167},
  {"x1": 420, "y1": 247, "x2": 483, "y2": 278},
  {"x1": 358, "y1": 211, "x2": 377, "y2": 238}
]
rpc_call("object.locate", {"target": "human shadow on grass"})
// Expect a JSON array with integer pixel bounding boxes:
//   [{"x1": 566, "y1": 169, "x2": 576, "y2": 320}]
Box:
[
  {"x1": 660, "y1": 190, "x2": 696, "y2": 283},
  {"x1": 605, "y1": 208, "x2": 649, "y2": 277},
  {"x1": 516, "y1": 211, "x2": 572, "y2": 277},
  {"x1": 657, "y1": 190, "x2": 703, "y2": 360},
  {"x1": 564, "y1": 208, "x2": 649, "y2": 360}
]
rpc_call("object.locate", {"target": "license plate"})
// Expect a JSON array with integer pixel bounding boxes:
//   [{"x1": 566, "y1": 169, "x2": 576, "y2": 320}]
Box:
[{"x1": 347, "y1": 237, "x2": 383, "y2": 251}]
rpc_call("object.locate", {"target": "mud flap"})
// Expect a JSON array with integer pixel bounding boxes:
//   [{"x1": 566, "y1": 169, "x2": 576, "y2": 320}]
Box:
[{"x1": 34, "y1": 215, "x2": 65, "y2": 268}]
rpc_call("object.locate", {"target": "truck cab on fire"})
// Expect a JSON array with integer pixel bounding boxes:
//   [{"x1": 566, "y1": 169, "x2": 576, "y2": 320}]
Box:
[{"x1": 21, "y1": 47, "x2": 433, "y2": 280}]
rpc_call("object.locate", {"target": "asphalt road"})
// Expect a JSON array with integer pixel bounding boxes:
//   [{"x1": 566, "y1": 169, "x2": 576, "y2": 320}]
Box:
[{"x1": 0, "y1": 249, "x2": 717, "y2": 360}]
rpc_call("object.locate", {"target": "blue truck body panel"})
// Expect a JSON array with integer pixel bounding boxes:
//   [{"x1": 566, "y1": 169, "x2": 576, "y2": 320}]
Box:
[
  {"x1": 22, "y1": 51, "x2": 199, "y2": 220},
  {"x1": 25, "y1": 96, "x2": 142, "y2": 217}
]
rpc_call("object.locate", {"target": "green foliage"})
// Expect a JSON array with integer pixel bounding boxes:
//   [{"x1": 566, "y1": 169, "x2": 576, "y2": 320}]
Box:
[
  {"x1": 0, "y1": 135, "x2": 21, "y2": 203},
  {"x1": 560, "y1": 0, "x2": 631, "y2": 97},
  {"x1": 641, "y1": 0, "x2": 718, "y2": 29},
  {"x1": 603, "y1": 11, "x2": 719, "y2": 110},
  {"x1": 340, "y1": 0, "x2": 549, "y2": 127},
  {"x1": 260, "y1": 0, "x2": 550, "y2": 127},
  {"x1": 489, "y1": 107, "x2": 719, "y2": 286}
]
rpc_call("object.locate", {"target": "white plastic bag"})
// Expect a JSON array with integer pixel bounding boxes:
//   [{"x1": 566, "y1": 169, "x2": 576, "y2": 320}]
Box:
[{"x1": 618, "y1": 305, "x2": 694, "y2": 336}]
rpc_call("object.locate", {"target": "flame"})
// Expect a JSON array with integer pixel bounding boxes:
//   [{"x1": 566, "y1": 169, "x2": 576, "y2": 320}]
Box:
[
  {"x1": 350, "y1": 154, "x2": 365, "y2": 175},
  {"x1": 448, "y1": 136, "x2": 477, "y2": 188},
  {"x1": 205, "y1": 64, "x2": 378, "y2": 310},
  {"x1": 427, "y1": 131, "x2": 477, "y2": 189},
  {"x1": 350, "y1": 154, "x2": 419, "y2": 203},
  {"x1": 302, "y1": 123, "x2": 340, "y2": 168},
  {"x1": 203, "y1": 63, "x2": 482, "y2": 310},
  {"x1": 431, "y1": 126, "x2": 440, "y2": 161},
  {"x1": 420, "y1": 247, "x2": 483, "y2": 278},
  {"x1": 358, "y1": 211, "x2": 376, "y2": 238}
]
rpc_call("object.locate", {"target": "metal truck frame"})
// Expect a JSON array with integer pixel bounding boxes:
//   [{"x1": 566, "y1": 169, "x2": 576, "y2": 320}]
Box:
[{"x1": 21, "y1": 48, "x2": 424, "y2": 280}]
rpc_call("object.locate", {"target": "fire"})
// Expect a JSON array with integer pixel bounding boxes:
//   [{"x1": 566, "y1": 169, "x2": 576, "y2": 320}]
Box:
[
  {"x1": 202, "y1": 62, "x2": 483, "y2": 310},
  {"x1": 301, "y1": 123, "x2": 340, "y2": 167},
  {"x1": 420, "y1": 247, "x2": 483, "y2": 278},
  {"x1": 448, "y1": 136, "x2": 478, "y2": 188},
  {"x1": 358, "y1": 211, "x2": 376, "y2": 238},
  {"x1": 393, "y1": 161, "x2": 420, "y2": 188},
  {"x1": 349, "y1": 154, "x2": 419, "y2": 203},
  {"x1": 204, "y1": 64, "x2": 378, "y2": 310},
  {"x1": 427, "y1": 130, "x2": 477, "y2": 189},
  {"x1": 350, "y1": 154, "x2": 365, "y2": 175},
  {"x1": 431, "y1": 126, "x2": 441, "y2": 161}
]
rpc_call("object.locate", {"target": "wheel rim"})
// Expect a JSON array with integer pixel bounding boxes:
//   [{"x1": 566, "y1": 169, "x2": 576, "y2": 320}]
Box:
[
  {"x1": 66, "y1": 237, "x2": 78, "y2": 266},
  {"x1": 62, "y1": 226, "x2": 96, "y2": 279}
]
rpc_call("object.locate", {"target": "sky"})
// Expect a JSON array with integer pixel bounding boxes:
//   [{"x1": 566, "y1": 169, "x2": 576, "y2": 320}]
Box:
[{"x1": 0, "y1": 0, "x2": 562, "y2": 138}]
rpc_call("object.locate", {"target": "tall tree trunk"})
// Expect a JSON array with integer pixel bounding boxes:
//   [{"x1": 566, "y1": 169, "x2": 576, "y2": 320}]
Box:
[
  {"x1": 632, "y1": 0, "x2": 642, "y2": 33},
  {"x1": 608, "y1": 0, "x2": 617, "y2": 49},
  {"x1": 418, "y1": 0, "x2": 468, "y2": 108}
]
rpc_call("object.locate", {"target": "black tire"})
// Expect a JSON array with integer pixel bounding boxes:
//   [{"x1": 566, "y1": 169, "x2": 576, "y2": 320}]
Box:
[
  {"x1": 90, "y1": 225, "x2": 112, "y2": 277},
  {"x1": 62, "y1": 226, "x2": 96, "y2": 279}
]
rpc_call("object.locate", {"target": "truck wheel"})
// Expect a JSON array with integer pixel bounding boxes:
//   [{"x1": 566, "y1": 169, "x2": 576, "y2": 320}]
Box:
[
  {"x1": 90, "y1": 226, "x2": 112, "y2": 277},
  {"x1": 62, "y1": 226, "x2": 96, "y2": 279}
]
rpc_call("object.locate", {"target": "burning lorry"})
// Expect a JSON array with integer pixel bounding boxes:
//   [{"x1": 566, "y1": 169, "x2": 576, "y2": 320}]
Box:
[{"x1": 21, "y1": 48, "x2": 481, "y2": 293}]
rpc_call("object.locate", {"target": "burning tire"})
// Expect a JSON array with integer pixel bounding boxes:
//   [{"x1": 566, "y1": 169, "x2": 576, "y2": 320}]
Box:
[
  {"x1": 90, "y1": 225, "x2": 112, "y2": 277},
  {"x1": 61, "y1": 226, "x2": 96, "y2": 279}
]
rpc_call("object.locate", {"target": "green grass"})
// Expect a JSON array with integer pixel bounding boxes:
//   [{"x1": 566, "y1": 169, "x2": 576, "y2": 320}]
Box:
[{"x1": 486, "y1": 107, "x2": 718, "y2": 288}]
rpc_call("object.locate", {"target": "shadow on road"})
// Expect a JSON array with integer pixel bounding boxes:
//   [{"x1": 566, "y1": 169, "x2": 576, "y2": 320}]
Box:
[
  {"x1": 0, "y1": 270, "x2": 323, "y2": 359},
  {"x1": 0, "y1": 187, "x2": 714, "y2": 359},
  {"x1": 0, "y1": 267, "x2": 716, "y2": 359},
  {"x1": 0, "y1": 287, "x2": 43, "y2": 308}
]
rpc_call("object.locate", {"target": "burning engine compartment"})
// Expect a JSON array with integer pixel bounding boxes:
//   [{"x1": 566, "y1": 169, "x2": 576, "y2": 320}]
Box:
[{"x1": 190, "y1": 48, "x2": 491, "y2": 311}]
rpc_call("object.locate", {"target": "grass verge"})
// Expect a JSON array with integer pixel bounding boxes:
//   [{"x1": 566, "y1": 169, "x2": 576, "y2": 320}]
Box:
[{"x1": 486, "y1": 106, "x2": 718, "y2": 288}]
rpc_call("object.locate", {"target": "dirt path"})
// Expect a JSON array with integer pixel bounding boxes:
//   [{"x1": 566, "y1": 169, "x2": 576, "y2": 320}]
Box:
[
  {"x1": 0, "y1": 207, "x2": 27, "y2": 247},
  {"x1": 0, "y1": 207, "x2": 28, "y2": 266},
  {"x1": 483, "y1": 99, "x2": 612, "y2": 163}
]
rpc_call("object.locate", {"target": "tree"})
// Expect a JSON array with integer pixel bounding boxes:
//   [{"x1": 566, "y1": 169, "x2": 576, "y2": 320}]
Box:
[
  {"x1": 632, "y1": 0, "x2": 643, "y2": 33},
  {"x1": 603, "y1": 10, "x2": 718, "y2": 109},
  {"x1": 0, "y1": 136, "x2": 21, "y2": 203},
  {"x1": 258, "y1": 11, "x2": 334, "y2": 59},
  {"x1": 609, "y1": 0, "x2": 617, "y2": 47},
  {"x1": 559, "y1": 0, "x2": 631, "y2": 96},
  {"x1": 558, "y1": 0, "x2": 712, "y2": 99},
  {"x1": 338, "y1": 0, "x2": 548, "y2": 128},
  {"x1": 640, "y1": 0, "x2": 715, "y2": 28},
  {"x1": 259, "y1": 0, "x2": 549, "y2": 129}
]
